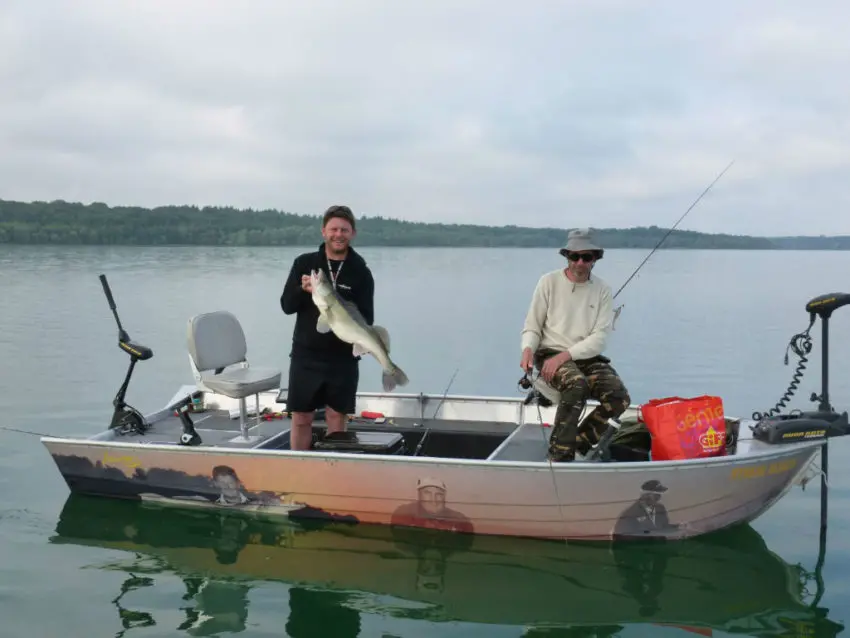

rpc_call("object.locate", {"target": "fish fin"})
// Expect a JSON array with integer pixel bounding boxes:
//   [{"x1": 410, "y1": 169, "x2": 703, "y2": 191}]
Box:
[
  {"x1": 371, "y1": 325, "x2": 391, "y2": 352},
  {"x1": 382, "y1": 365, "x2": 409, "y2": 392},
  {"x1": 316, "y1": 316, "x2": 331, "y2": 334},
  {"x1": 352, "y1": 343, "x2": 370, "y2": 357}
]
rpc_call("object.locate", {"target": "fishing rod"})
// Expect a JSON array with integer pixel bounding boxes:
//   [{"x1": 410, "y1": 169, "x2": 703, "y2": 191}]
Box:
[
  {"x1": 0, "y1": 425, "x2": 53, "y2": 437},
  {"x1": 612, "y1": 159, "x2": 736, "y2": 301},
  {"x1": 411, "y1": 367, "x2": 459, "y2": 457}
]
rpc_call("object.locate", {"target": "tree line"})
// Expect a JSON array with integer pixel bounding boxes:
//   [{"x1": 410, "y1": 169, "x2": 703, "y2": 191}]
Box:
[{"x1": 1, "y1": 199, "x2": 847, "y2": 249}]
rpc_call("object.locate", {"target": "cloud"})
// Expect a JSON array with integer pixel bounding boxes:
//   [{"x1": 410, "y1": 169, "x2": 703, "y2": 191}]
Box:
[{"x1": 1, "y1": 0, "x2": 848, "y2": 235}]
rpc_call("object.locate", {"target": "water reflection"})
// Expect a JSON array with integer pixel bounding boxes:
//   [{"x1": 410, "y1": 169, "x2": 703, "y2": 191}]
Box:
[{"x1": 49, "y1": 495, "x2": 843, "y2": 637}]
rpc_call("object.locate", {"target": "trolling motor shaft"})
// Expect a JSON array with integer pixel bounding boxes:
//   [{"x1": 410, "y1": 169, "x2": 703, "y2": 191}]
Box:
[
  {"x1": 100, "y1": 274, "x2": 153, "y2": 435},
  {"x1": 806, "y1": 292, "x2": 850, "y2": 413}
]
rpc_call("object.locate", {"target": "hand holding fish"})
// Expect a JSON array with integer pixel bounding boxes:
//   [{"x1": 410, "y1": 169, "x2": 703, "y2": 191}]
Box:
[{"x1": 301, "y1": 275, "x2": 313, "y2": 293}]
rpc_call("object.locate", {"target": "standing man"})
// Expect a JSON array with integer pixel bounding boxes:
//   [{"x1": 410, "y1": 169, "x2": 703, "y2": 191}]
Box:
[
  {"x1": 281, "y1": 205, "x2": 375, "y2": 450},
  {"x1": 519, "y1": 228, "x2": 631, "y2": 462}
]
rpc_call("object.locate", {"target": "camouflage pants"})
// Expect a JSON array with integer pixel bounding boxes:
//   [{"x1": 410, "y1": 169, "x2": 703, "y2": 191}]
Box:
[{"x1": 534, "y1": 350, "x2": 631, "y2": 462}]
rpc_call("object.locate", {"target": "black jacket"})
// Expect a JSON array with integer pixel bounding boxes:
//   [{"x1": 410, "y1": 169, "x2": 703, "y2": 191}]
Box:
[{"x1": 280, "y1": 243, "x2": 375, "y2": 363}]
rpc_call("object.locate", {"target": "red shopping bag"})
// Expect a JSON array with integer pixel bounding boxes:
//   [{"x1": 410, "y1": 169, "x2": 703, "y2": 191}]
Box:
[{"x1": 639, "y1": 396, "x2": 727, "y2": 461}]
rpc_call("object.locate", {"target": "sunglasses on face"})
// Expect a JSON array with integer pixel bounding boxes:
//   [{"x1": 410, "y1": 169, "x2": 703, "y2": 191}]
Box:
[{"x1": 567, "y1": 252, "x2": 596, "y2": 263}]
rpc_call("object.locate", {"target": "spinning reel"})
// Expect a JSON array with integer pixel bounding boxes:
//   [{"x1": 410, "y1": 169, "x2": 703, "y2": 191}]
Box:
[
  {"x1": 99, "y1": 274, "x2": 152, "y2": 436},
  {"x1": 517, "y1": 370, "x2": 554, "y2": 408}
]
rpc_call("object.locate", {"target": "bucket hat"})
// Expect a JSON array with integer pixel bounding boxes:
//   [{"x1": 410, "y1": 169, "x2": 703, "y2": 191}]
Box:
[
  {"x1": 559, "y1": 228, "x2": 604, "y2": 259},
  {"x1": 641, "y1": 479, "x2": 668, "y2": 493}
]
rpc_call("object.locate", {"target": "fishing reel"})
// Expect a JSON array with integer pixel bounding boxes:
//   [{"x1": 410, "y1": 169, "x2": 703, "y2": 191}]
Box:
[{"x1": 517, "y1": 371, "x2": 555, "y2": 408}]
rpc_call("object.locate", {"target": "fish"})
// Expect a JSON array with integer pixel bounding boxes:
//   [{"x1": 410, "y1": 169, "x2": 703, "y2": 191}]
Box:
[{"x1": 309, "y1": 269, "x2": 409, "y2": 392}]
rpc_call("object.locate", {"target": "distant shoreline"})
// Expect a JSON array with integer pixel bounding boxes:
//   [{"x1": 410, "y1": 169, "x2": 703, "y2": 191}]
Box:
[{"x1": 2, "y1": 198, "x2": 848, "y2": 250}]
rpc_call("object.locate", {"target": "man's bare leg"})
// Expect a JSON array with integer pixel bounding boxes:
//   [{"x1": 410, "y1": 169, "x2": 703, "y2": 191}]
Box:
[
  {"x1": 325, "y1": 407, "x2": 348, "y2": 435},
  {"x1": 290, "y1": 411, "x2": 315, "y2": 450}
]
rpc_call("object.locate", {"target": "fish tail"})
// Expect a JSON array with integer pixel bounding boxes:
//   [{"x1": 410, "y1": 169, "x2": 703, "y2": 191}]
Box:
[{"x1": 382, "y1": 364, "x2": 409, "y2": 392}]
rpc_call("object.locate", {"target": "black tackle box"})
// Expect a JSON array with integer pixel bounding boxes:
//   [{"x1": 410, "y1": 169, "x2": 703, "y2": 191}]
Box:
[{"x1": 312, "y1": 431, "x2": 406, "y2": 455}]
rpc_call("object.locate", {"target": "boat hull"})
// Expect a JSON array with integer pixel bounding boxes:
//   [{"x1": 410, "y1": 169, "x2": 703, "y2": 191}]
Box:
[{"x1": 41, "y1": 433, "x2": 821, "y2": 542}]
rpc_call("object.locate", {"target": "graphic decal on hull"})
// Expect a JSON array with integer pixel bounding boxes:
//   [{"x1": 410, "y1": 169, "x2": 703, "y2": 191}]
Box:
[{"x1": 51, "y1": 453, "x2": 360, "y2": 523}]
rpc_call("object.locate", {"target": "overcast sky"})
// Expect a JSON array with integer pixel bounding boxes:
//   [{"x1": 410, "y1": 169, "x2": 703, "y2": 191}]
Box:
[{"x1": 1, "y1": 1, "x2": 848, "y2": 236}]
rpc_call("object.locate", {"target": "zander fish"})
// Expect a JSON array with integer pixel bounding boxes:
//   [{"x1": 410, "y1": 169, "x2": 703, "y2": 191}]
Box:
[{"x1": 309, "y1": 269, "x2": 409, "y2": 392}]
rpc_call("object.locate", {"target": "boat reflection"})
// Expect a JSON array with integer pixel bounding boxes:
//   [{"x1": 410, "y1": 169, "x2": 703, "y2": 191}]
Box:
[{"x1": 49, "y1": 494, "x2": 844, "y2": 637}]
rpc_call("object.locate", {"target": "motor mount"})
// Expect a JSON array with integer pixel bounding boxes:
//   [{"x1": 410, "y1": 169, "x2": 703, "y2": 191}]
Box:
[
  {"x1": 751, "y1": 411, "x2": 849, "y2": 444},
  {"x1": 176, "y1": 400, "x2": 202, "y2": 446}
]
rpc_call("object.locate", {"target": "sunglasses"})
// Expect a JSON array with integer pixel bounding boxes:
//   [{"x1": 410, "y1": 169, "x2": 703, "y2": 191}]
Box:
[{"x1": 567, "y1": 252, "x2": 596, "y2": 263}]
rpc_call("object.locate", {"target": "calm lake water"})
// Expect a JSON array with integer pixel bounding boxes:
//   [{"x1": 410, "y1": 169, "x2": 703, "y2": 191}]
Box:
[{"x1": 1, "y1": 244, "x2": 849, "y2": 637}]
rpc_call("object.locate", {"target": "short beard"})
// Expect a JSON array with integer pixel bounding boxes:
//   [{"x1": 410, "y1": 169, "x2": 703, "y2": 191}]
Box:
[{"x1": 326, "y1": 241, "x2": 348, "y2": 258}]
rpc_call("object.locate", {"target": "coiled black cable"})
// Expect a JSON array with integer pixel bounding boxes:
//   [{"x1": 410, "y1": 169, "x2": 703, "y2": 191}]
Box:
[{"x1": 752, "y1": 315, "x2": 816, "y2": 420}]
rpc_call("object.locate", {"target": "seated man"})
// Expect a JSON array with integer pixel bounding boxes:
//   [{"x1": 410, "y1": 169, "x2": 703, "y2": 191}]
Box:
[{"x1": 519, "y1": 228, "x2": 631, "y2": 462}]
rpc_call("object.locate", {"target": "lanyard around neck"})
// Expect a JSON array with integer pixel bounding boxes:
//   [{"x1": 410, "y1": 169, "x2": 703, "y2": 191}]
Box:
[{"x1": 327, "y1": 256, "x2": 345, "y2": 290}]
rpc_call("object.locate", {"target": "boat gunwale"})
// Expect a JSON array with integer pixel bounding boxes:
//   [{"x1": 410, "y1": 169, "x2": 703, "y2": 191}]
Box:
[
  {"x1": 38, "y1": 383, "x2": 826, "y2": 471},
  {"x1": 39, "y1": 431, "x2": 823, "y2": 472}
]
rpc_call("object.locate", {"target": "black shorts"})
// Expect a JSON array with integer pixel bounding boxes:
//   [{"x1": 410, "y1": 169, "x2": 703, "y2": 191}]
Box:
[{"x1": 286, "y1": 356, "x2": 359, "y2": 414}]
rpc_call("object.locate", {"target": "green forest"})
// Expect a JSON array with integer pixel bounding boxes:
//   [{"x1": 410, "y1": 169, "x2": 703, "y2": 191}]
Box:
[{"x1": 1, "y1": 198, "x2": 848, "y2": 249}]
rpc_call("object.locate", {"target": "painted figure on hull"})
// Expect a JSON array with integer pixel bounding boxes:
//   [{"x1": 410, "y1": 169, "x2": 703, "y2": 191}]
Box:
[
  {"x1": 138, "y1": 464, "x2": 304, "y2": 514},
  {"x1": 391, "y1": 477, "x2": 473, "y2": 534},
  {"x1": 612, "y1": 480, "x2": 684, "y2": 539},
  {"x1": 211, "y1": 465, "x2": 251, "y2": 506},
  {"x1": 51, "y1": 453, "x2": 361, "y2": 524}
]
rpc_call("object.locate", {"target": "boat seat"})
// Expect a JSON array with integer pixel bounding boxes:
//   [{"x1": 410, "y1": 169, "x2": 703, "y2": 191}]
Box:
[
  {"x1": 186, "y1": 310, "x2": 281, "y2": 439},
  {"x1": 201, "y1": 366, "x2": 281, "y2": 397},
  {"x1": 532, "y1": 375, "x2": 562, "y2": 406}
]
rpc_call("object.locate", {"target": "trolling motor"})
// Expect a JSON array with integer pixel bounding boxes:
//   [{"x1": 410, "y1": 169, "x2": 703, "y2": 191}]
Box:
[
  {"x1": 100, "y1": 274, "x2": 153, "y2": 436},
  {"x1": 751, "y1": 292, "x2": 850, "y2": 443},
  {"x1": 751, "y1": 292, "x2": 850, "y2": 554}
]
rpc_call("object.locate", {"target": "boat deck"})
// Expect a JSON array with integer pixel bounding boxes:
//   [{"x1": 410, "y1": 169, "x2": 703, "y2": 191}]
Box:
[
  {"x1": 87, "y1": 386, "x2": 764, "y2": 465},
  {"x1": 489, "y1": 423, "x2": 553, "y2": 461},
  {"x1": 133, "y1": 408, "x2": 290, "y2": 449},
  {"x1": 126, "y1": 402, "x2": 530, "y2": 461}
]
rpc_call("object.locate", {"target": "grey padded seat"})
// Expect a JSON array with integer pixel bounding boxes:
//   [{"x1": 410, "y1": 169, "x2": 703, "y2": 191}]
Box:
[
  {"x1": 532, "y1": 375, "x2": 561, "y2": 405},
  {"x1": 200, "y1": 364, "x2": 281, "y2": 397},
  {"x1": 187, "y1": 310, "x2": 281, "y2": 435}
]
